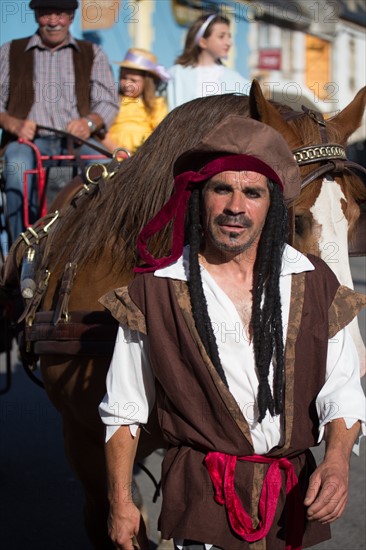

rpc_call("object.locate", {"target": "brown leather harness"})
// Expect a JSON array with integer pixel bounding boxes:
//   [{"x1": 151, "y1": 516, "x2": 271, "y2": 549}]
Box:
[
  {"x1": 10, "y1": 155, "x2": 126, "y2": 372},
  {"x1": 285, "y1": 107, "x2": 366, "y2": 190}
]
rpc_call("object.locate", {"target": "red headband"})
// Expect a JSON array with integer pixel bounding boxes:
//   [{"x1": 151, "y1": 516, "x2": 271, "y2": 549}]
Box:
[{"x1": 135, "y1": 155, "x2": 284, "y2": 273}]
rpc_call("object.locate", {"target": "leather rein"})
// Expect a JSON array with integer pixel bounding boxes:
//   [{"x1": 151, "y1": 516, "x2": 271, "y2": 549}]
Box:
[{"x1": 36, "y1": 124, "x2": 113, "y2": 158}]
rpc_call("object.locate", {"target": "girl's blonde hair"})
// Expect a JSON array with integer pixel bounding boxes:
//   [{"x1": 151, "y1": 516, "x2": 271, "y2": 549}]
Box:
[
  {"x1": 175, "y1": 14, "x2": 230, "y2": 67},
  {"x1": 119, "y1": 68, "x2": 161, "y2": 114}
]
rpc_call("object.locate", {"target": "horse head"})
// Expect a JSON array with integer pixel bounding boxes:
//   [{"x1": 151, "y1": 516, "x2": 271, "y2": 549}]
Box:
[{"x1": 249, "y1": 80, "x2": 366, "y2": 374}]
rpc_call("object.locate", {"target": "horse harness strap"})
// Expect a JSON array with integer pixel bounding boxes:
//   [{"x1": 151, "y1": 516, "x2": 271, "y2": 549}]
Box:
[
  {"x1": 18, "y1": 269, "x2": 51, "y2": 327},
  {"x1": 25, "y1": 310, "x2": 118, "y2": 356},
  {"x1": 293, "y1": 144, "x2": 347, "y2": 166},
  {"x1": 301, "y1": 105, "x2": 328, "y2": 142},
  {"x1": 53, "y1": 262, "x2": 78, "y2": 324},
  {"x1": 300, "y1": 159, "x2": 366, "y2": 190},
  {"x1": 20, "y1": 260, "x2": 78, "y2": 328},
  {"x1": 18, "y1": 211, "x2": 60, "y2": 247},
  {"x1": 15, "y1": 213, "x2": 61, "y2": 327},
  {"x1": 290, "y1": 106, "x2": 366, "y2": 190}
]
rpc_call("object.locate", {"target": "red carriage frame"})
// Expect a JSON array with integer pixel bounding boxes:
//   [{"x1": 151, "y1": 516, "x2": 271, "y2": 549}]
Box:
[{"x1": 18, "y1": 137, "x2": 108, "y2": 227}]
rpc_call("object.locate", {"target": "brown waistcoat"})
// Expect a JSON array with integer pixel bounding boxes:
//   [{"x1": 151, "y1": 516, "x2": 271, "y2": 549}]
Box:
[
  {"x1": 1, "y1": 36, "x2": 94, "y2": 149},
  {"x1": 100, "y1": 254, "x2": 366, "y2": 550}
]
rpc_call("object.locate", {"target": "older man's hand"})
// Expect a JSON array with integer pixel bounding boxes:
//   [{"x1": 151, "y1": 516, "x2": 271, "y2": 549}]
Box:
[
  {"x1": 10, "y1": 118, "x2": 37, "y2": 140},
  {"x1": 66, "y1": 117, "x2": 91, "y2": 140}
]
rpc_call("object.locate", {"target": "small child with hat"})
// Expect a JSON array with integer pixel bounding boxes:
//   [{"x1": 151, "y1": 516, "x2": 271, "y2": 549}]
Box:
[{"x1": 102, "y1": 48, "x2": 170, "y2": 154}]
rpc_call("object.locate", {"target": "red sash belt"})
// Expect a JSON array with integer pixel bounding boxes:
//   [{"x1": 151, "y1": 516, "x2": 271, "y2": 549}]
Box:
[{"x1": 205, "y1": 452, "x2": 304, "y2": 550}]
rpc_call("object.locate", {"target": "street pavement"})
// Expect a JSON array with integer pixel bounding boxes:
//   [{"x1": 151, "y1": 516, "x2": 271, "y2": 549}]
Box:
[{"x1": 0, "y1": 258, "x2": 365, "y2": 550}]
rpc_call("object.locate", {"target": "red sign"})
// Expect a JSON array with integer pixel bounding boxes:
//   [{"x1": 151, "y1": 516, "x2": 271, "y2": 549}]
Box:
[{"x1": 258, "y1": 49, "x2": 282, "y2": 70}]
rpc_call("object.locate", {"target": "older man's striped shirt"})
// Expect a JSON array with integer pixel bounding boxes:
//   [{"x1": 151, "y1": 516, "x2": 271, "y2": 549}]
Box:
[{"x1": 0, "y1": 33, "x2": 119, "y2": 133}]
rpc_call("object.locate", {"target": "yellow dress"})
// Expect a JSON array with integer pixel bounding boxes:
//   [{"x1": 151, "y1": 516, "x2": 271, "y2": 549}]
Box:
[{"x1": 106, "y1": 95, "x2": 168, "y2": 153}]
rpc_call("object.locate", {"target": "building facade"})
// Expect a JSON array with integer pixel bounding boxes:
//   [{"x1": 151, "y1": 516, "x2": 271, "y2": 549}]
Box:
[{"x1": 0, "y1": 0, "x2": 364, "y2": 136}]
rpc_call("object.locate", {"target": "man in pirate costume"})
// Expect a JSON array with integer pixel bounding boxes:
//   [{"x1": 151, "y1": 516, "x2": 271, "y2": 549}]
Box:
[{"x1": 99, "y1": 116, "x2": 366, "y2": 550}]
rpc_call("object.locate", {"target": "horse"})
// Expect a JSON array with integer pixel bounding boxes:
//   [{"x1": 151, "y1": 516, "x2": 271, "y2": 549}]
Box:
[{"x1": 2, "y1": 81, "x2": 366, "y2": 548}]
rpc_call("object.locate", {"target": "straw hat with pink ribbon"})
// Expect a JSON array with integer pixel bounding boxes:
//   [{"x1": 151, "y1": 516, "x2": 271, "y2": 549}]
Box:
[{"x1": 115, "y1": 48, "x2": 171, "y2": 82}]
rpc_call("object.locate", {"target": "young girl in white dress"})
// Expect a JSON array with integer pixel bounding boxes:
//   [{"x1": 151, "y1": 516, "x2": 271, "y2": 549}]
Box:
[{"x1": 167, "y1": 13, "x2": 250, "y2": 111}]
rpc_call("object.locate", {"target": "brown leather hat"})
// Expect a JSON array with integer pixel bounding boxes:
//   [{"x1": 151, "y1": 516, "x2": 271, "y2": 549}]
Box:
[{"x1": 174, "y1": 116, "x2": 301, "y2": 203}]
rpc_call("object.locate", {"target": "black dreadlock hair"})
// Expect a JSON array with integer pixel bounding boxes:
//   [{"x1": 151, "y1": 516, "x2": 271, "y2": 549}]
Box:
[
  {"x1": 187, "y1": 181, "x2": 288, "y2": 423},
  {"x1": 188, "y1": 187, "x2": 228, "y2": 385},
  {"x1": 252, "y1": 182, "x2": 288, "y2": 421}
]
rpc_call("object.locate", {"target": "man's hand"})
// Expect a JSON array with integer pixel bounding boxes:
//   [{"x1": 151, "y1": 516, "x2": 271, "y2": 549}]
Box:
[
  {"x1": 304, "y1": 418, "x2": 360, "y2": 524},
  {"x1": 8, "y1": 117, "x2": 37, "y2": 140},
  {"x1": 108, "y1": 501, "x2": 149, "y2": 550},
  {"x1": 105, "y1": 425, "x2": 146, "y2": 549},
  {"x1": 66, "y1": 117, "x2": 91, "y2": 140},
  {"x1": 304, "y1": 457, "x2": 349, "y2": 523}
]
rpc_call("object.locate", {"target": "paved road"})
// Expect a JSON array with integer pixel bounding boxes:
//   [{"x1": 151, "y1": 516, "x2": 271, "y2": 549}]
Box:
[{"x1": 0, "y1": 258, "x2": 365, "y2": 550}]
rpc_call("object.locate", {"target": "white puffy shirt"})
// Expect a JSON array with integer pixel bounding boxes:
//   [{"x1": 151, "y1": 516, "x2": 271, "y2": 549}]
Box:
[{"x1": 99, "y1": 245, "x2": 366, "y2": 455}]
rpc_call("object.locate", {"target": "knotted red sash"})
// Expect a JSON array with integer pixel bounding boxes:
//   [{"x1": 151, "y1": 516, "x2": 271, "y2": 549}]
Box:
[{"x1": 205, "y1": 452, "x2": 304, "y2": 550}]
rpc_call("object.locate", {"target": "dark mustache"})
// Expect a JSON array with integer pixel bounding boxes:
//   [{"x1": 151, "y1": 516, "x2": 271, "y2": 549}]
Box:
[{"x1": 215, "y1": 214, "x2": 253, "y2": 228}]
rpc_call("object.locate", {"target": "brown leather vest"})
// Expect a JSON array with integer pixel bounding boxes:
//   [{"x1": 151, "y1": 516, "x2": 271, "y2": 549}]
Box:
[{"x1": 1, "y1": 36, "x2": 94, "y2": 148}]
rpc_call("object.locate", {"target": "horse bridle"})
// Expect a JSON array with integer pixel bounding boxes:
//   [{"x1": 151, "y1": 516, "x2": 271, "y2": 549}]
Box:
[{"x1": 285, "y1": 106, "x2": 366, "y2": 190}]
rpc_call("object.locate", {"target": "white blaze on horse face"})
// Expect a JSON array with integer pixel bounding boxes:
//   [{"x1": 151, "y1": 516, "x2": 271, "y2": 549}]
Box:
[
  {"x1": 311, "y1": 178, "x2": 351, "y2": 285},
  {"x1": 310, "y1": 178, "x2": 366, "y2": 376}
]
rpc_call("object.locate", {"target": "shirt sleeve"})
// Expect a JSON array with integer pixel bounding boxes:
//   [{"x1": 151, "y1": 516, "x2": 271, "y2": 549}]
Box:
[
  {"x1": 90, "y1": 44, "x2": 119, "y2": 129},
  {"x1": 0, "y1": 41, "x2": 10, "y2": 114},
  {"x1": 98, "y1": 324, "x2": 155, "y2": 443},
  {"x1": 166, "y1": 65, "x2": 178, "y2": 111},
  {"x1": 316, "y1": 326, "x2": 366, "y2": 454}
]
